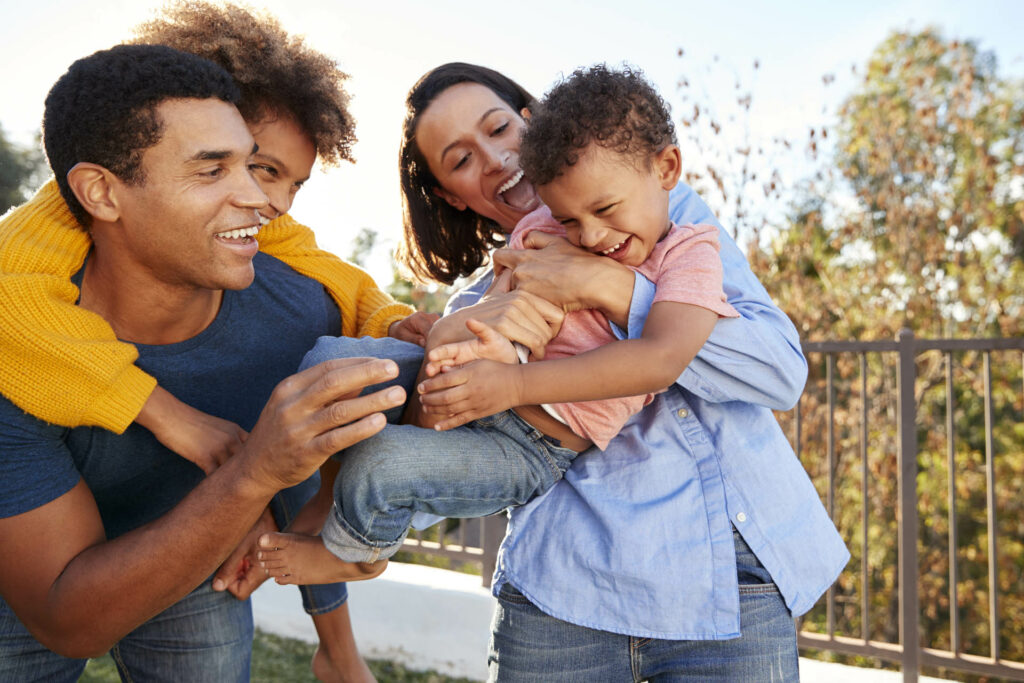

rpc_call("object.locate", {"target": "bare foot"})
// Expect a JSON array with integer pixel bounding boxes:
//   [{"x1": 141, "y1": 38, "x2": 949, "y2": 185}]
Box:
[
  {"x1": 312, "y1": 645, "x2": 376, "y2": 683},
  {"x1": 257, "y1": 532, "x2": 387, "y2": 585}
]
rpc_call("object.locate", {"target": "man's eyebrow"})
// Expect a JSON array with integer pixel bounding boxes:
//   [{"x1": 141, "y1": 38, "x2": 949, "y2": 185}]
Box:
[
  {"x1": 440, "y1": 107, "x2": 505, "y2": 163},
  {"x1": 188, "y1": 142, "x2": 258, "y2": 162}
]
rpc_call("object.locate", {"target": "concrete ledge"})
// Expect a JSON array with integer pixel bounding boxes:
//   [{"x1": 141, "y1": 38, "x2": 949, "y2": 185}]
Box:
[{"x1": 252, "y1": 562, "x2": 943, "y2": 682}]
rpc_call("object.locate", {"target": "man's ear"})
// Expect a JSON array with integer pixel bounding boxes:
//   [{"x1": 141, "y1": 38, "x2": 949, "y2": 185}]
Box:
[
  {"x1": 66, "y1": 162, "x2": 121, "y2": 223},
  {"x1": 655, "y1": 144, "x2": 683, "y2": 190},
  {"x1": 432, "y1": 186, "x2": 467, "y2": 211}
]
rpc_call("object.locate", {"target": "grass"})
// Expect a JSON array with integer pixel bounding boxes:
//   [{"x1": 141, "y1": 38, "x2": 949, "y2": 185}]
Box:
[{"x1": 78, "y1": 628, "x2": 479, "y2": 682}]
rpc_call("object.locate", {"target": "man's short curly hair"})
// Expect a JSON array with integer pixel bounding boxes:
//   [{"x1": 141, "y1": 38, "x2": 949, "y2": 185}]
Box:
[
  {"x1": 520, "y1": 64, "x2": 676, "y2": 186},
  {"x1": 42, "y1": 43, "x2": 239, "y2": 226},
  {"x1": 131, "y1": 1, "x2": 355, "y2": 166}
]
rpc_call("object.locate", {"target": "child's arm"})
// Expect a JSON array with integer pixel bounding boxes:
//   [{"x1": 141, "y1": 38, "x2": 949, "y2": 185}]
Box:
[
  {"x1": 419, "y1": 301, "x2": 718, "y2": 430},
  {"x1": 388, "y1": 310, "x2": 440, "y2": 347}
]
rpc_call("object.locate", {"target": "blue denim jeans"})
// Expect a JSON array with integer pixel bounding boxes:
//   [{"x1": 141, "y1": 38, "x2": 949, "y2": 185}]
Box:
[
  {"x1": 322, "y1": 408, "x2": 579, "y2": 562},
  {"x1": 0, "y1": 579, "x2": 252, "y2": 682},
  {"x1": 487, "y1": 529, "x2": 799, "y2": 682},
  {"x1": 301, "y1": 336, "x2": 578, "y2": 563}
]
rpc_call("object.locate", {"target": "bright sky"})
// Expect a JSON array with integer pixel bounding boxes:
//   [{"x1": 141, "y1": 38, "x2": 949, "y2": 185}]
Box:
[{"x1": 2, "y1": 0, "x2": 1022, "y2": 284}]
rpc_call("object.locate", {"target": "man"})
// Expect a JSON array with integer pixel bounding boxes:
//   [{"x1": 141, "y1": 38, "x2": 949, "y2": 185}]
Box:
[{"x1": 0, "y1": 44, "x2": 403, "y2": 681}]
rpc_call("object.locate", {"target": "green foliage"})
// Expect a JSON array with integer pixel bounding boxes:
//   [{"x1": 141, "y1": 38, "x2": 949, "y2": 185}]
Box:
[{"x1": 0, "y1": 125, "x2": 46, "y2": 214}]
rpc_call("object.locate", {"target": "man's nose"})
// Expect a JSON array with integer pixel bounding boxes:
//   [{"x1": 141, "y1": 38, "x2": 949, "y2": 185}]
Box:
[{"x1": 236, "y1": 167, "x2": 269, "y2": 211}]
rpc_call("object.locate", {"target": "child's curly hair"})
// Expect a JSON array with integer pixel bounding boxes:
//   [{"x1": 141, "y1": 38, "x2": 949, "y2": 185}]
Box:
[
  {"x1": 132, "y1": 1, "x2": 355, "y2": 165},
  {"x1": 520, "y1": 64, "x2": 675, "y2": 185}
]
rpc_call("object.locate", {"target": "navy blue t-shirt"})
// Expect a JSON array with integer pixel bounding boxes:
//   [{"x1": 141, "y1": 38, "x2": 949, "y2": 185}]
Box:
[{"x1": 0, "y1": 252, "x2": 340, "y2": 538}]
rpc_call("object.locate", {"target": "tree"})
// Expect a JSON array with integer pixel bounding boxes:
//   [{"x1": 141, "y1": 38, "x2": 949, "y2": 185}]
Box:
[
  {"x1": 0, "y1": 125, "x2": 46, "y2": 214},
  {"x1": 741, "y1": 29, "x2": 1024, "y2": 672}
]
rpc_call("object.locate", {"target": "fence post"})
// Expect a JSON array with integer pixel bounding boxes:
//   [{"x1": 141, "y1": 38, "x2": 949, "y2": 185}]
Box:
[
  {"x1": 480, "y1": 515, "x2": 507, "y2": 588},
  {"x1": 897, "y1": 328, "x2": 921, "y2": 681}
]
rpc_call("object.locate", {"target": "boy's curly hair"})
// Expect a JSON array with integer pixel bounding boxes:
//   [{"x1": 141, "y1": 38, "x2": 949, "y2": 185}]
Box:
[
  {"x1": 132, "y1": 1, "x2": 355, "y2": 165},
  {"x1": 520, "y1": 64, "x2": 676, "y2": 185}
]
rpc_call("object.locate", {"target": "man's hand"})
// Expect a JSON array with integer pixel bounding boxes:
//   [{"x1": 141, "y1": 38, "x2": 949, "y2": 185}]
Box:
[
  {"x1": 427, "y1": 289, "x2": 563, "y2": 359},
  {"x1": 137, "y1": 386, "x2": 247, "y2": 474},
  {"x1": 388, "y1": 310, "x2": 440, "y2": 347},
  {"x1": 418, "y1": 359, "x2": 523, "y2": 430},
  {"x1": 212, "y1": 508, "x2": 277, "y2": 598},
  {"x1": 240, "y1": 357, "x2": 406, "y2": 493}
]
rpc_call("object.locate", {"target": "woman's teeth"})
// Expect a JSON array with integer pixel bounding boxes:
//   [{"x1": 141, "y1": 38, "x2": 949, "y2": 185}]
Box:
[
  {"x1": 498, "y1": 170, "x2": 524, "y2": 196},
  {"x1": 217, "y1": 226, "x2": 260, "y2": 240}
]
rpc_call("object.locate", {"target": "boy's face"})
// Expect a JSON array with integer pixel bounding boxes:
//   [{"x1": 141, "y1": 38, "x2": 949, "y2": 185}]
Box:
[{"x1": 538, "y1": 143, "x2": 681, "y2": 268}]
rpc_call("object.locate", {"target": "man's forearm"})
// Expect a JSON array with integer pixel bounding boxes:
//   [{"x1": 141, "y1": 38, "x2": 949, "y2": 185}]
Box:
[{"x1": 41, "y1": 455, "x2": 277, "y2": 657}]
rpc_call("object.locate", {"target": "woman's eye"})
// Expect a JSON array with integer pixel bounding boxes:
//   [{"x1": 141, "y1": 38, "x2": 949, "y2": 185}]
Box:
[
  {"x1": 492, "y1": 122, "x2": 509, "y2": 136},
  {"x1": 596, "y1": 204, "x2": 616, "y2": 215},
  {"x1": 452, "y1": 154, "x2": 470, "y2": 171}
]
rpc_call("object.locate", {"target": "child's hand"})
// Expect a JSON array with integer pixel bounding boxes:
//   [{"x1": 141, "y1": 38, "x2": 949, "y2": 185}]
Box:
[
  {"x1": 425, "y1": 318, "x2": 517, "y2": 377},
  {"x1": 389, "y1": 311, "x2": 440, "y2": 346},
  {"x1": 137, "y1": 386, "x2": 248, "y2": 474},
  {"x1": 417, "y1": 359, "x2": 523, "y2": 430}
]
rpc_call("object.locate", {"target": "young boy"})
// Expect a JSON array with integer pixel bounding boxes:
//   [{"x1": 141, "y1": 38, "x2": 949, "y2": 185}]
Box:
[{"x1": 256, "y1": 64, "x2": 739, "y2": 584}]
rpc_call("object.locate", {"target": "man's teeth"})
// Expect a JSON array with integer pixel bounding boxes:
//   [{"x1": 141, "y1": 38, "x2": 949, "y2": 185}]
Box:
[
  {"x1": 601, "y1": 240, "x2": 626, "y2": 255},
  {"x1": 498, "y1": 170, "x2": 524, "y2": 195},
  {"x1": 217, "y1": 226, "x2": 260, "y2": 239}
]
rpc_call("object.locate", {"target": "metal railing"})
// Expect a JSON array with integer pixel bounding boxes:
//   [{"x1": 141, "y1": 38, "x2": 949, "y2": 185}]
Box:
[{"x1": 401, "y1": 331, "x2": 1024, "y2": 682}]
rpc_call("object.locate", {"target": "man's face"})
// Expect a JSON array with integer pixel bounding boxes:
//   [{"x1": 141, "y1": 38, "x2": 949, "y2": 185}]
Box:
[{"x1": 112, "y1": 98, "x2": 268, "y2": 292}]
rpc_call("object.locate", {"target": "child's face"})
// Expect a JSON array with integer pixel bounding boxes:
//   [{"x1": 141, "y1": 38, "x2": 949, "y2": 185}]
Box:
[{"x1": 538, "y1": 143, "x2": 681, "y2": 268}]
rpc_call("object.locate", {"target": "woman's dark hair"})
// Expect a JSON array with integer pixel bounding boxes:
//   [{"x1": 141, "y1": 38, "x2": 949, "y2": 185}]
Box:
[
  {"x1": 43, "y1": 44, "x2": 239, "y2": 226},
  {"x1": 520, "y1": 64, "x2": 676, "y2": 186},
  {"x1": 132, "y1": 2, "x2": 356, "y2": 166},
  {"x1": 397, "y1": 63, "x2": 535, "y2": 285}
]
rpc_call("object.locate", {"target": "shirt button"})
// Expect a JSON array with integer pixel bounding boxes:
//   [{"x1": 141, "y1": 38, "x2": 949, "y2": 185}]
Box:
[
  {"x1": 676, "y1": 408, "x2": 689, "y2": 418},
  {"x1": 736, "y1": 512, "x2": 747, "y2": 523}
]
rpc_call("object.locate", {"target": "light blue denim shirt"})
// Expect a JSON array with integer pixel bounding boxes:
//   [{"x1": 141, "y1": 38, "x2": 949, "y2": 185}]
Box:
[{"x1": 444, "y1": 183, "x2": 849, "y2": 640}]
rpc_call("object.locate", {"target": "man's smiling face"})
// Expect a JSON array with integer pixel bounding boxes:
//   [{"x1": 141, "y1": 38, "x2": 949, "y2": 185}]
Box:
[{"x1": 112, "y1": 97, "x2": 269, "y2": 292}]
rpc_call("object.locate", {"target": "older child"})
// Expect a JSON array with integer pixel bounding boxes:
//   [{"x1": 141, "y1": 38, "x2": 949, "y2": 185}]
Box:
[{"x1": 255, "y1": 65, "x2": 739, "y2": 583}]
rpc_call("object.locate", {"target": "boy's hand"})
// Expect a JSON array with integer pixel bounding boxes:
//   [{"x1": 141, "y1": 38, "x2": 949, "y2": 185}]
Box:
[
  {"x1": 417, "y1": 359, "x2": 523, "y2": 430},
  {"x1": 389, "y1": 311, "x2": 440, "y2": 347},
  {"x1": 138, "y1": 386, "x2": 247, "y2": 474},
  {"x1": 425, "y1": 318, "x2": 517, "y2": 377}
]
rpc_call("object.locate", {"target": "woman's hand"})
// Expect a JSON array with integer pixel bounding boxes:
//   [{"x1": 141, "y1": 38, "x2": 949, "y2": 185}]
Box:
[
  {"x1": 389, "y1": 311, "x2": 441, "y2": 347},
  {"x1": 427, "y1": 289, "x2": 564, "y2": 359},
  {"x1": 492, "y1": 232, "x2": 636, "y2": 328}
]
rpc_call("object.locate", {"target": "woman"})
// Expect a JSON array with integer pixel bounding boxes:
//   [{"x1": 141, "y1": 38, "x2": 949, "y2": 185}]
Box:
[{"x1": 397, "y1": 63, "x2": 849, "y2": 681}]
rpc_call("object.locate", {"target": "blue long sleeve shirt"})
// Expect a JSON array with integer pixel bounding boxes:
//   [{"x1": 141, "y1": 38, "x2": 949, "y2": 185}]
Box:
[{"x1": 444, "y1": 183, "x2": 849, "y2": 639}]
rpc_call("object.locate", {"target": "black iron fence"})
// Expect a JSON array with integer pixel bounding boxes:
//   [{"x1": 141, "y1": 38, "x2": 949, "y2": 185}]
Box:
[{"x1": 401, "y1": 331, "x2": 1024, "y2": 682}]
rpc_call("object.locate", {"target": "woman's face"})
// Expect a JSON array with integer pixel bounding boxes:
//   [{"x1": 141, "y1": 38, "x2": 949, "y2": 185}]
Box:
[
  {"x1": 416, "y1": 82, "x2": 541, "y2": 232},
  {"x1": 247, "y1": 113, "x2": 317, "y2": 222}
]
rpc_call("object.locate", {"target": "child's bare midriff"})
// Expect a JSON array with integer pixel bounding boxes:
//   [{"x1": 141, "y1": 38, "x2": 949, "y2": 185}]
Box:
[{"x1": 513, "y1": 405, "x2": 592, "y2": 452}]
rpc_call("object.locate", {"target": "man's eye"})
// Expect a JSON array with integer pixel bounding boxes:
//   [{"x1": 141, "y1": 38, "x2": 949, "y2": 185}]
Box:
[{"x1": 202, "y1": 167, "x2": 225, "y2": 178}]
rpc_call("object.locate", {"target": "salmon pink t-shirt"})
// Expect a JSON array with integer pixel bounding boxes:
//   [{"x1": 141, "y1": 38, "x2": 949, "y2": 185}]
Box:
[{"x1": 506, "y1": 206, "x2": 738, "y2": 449}]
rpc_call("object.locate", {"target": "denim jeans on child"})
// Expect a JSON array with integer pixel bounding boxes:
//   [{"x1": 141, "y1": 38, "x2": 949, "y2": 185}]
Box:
[
  {"x1": 486, "y1": 528, "x2": 799, "y2": 682},
  {"x1": 298, "y1": 336, "x2": 579, "y2": 564}
]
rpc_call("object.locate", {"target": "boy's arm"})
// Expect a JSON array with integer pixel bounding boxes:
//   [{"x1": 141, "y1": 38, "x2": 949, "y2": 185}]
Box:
[
  {"x1": 419, "y1": 301, "x2": 718, "y2": 430},
  {"x1": 257, "y1": 214, "x2": 414, "y2": 338},
  {"x1": 0, "y1": 179, "x2": 156, "y2": 432}
]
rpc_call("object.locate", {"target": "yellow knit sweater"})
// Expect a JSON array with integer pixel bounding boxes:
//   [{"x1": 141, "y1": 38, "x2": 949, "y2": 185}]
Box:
[{"x1": 0, "y1": 179, "x2": 413, "y2": 433}]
